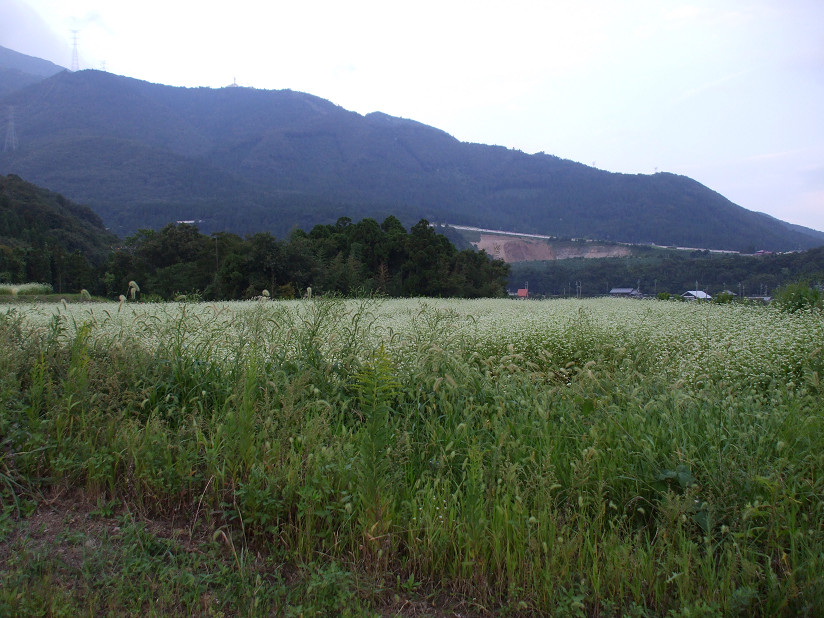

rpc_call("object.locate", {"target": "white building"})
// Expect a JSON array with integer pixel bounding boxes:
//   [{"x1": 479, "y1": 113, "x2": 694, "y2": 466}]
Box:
[{"x1": 681, "y1": 290, "x2": 712, "y2": 300}]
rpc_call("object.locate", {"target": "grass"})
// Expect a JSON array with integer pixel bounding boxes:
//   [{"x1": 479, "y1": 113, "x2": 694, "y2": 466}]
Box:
[{"x1": 1, "y1": 297, "x2": 823, "y2": 615}]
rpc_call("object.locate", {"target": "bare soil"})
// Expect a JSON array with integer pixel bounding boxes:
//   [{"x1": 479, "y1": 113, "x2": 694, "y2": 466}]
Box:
[
  {"x1": 474, "y1": 234, "x2": 631, "y2": 263},
  {"x1": 1, "y1": 489, "x2": 490, "y2": 616}
]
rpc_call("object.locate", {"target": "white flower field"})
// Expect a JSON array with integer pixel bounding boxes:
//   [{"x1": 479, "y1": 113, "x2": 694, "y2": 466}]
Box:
[
  {"x1": 20, "y1": 296, "x2": 824, "y2": 393},
  {"x1": 2, "y1": 297, "x2": 822, "y2": 614}
]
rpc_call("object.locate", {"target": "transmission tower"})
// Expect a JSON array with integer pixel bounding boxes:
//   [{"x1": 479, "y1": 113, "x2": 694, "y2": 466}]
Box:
[
  {"x1": 71, "y1": 30, "x2": 80, "y2": 71},
  {"x1": 3, "y1": 106, "x2": 18, "y2": 152}
]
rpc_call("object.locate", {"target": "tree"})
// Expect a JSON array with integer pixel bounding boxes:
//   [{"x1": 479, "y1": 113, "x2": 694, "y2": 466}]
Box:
[
  {"x1": 774, "y1": 281, "x2": 822, "y2": 313},
  {"x1": 402, "y1": 220, "x2": 455, "y2": 296},
  {"x1": 246, "y1": 233, "x2": 284, "y2": 295}
]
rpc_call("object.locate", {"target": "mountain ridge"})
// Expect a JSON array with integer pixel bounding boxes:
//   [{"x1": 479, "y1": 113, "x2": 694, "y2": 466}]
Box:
[
  {"x1": 0, "y1": 46, "x2": 65, "y2": 98},
  {"x1": 0, "y1": 52, "x2": 821, "y2": 252},
  {"x1": 0, "y1": 46, "x2": 65, "y2": 77}
]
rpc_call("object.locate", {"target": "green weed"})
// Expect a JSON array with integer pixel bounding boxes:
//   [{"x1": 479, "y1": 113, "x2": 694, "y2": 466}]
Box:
[{"x1": 0, "y1": 298, "x2": 822, "y2": 615}]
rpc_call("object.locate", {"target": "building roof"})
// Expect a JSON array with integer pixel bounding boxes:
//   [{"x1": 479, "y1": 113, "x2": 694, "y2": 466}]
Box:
[{"x1": 682, "y1": 290, "x2": 712, "y2": 299}]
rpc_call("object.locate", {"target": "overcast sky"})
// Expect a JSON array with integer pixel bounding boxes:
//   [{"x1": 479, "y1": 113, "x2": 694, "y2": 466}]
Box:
[{"x1": 3, "y1": 0, "x2": 823, "y2": 231}]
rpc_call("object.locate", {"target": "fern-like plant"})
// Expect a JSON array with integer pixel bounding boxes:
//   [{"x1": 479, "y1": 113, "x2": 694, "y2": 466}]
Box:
[{"x1": 354, "y1": 344, "x2": 400, "y2": 561}]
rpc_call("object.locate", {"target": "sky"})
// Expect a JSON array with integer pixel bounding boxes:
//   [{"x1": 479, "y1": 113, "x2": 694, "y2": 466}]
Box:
[{"x1": 2, "y1": 0, "x2": 823, "y2": 231}]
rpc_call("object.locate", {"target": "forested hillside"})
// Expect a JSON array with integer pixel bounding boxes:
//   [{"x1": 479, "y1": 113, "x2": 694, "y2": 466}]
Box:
[
  {"x1": 510, "y1": 245, "x2": 824, "y2": 297},
  {"x1": 1, "y1": 68, "x2": 821, "y2": 251},
  {"x1": 0, "y1": 172, "x2": 510, "y2": 298},
  {"x1": 4, "y1": 171, "x2": 824, "y2": 303},
  {"x1": 0, "y1": 173, "x2": 117, "y2": 291},
  {"x1": 0, "y1": 168, "x2": 500, "y2": 303}
]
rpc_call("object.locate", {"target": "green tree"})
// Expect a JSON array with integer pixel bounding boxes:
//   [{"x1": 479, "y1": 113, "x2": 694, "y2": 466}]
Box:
[
  {"x1": 774, "y1": 281, "x2": 822, "y2": 313},
  {"x1": 402, "y1": 220, "x2": 455, "y2": 296}
]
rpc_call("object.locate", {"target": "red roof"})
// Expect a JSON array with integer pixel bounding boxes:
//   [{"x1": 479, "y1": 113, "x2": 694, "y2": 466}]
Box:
[{"x1": 517, "y1": 288, "x2": 528, "y2": 297}]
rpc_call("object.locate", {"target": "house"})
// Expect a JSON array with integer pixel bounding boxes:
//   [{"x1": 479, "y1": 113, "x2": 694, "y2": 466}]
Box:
[
  {"x1": 610, "y1": 287, "x2": 642, "y2": 298},
  {"x1": 508, "y1": 288, "x2": 530, "y2": 299},
  {"x1": 682, "y1": 290, "x2": 712, "y2": 300}
]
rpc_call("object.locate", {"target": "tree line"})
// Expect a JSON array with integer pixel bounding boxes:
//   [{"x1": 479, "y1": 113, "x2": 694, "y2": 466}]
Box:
[
  {"x1": 508, "y1": 245, "x2": 824, "y2": 298},
  {"x1": 101, "y1": 217, "x2": 510, "y2": 300}
]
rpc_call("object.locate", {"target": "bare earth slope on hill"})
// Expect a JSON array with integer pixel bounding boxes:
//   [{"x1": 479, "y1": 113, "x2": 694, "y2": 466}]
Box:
[{"x1": 474, "y1": 234, "x2": 631, "y2": 262}]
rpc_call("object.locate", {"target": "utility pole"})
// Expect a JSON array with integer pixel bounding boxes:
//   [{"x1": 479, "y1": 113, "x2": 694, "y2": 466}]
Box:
[
  {"x1": 3, "y1": 106, "x2": 17, "y2": 152},
  {"x1": 71, "y1": 30, "x2": 80, "y2": 72}
]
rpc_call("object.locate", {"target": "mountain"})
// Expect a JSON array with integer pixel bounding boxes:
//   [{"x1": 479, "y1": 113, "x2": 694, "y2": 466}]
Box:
[
  {"x1": 0, "y1": 45, "x2": 65, "y2": 98},
  {"x1": 0, "y1": 172, "x2": 116, "y2": 261},
  {"x1": 773, "y1": 217, "x2": 824, "y2": 243},
  {"x1": 0, "y1": 173, "x2": 118, "y2": 291},
  {"x1": 0, "y1": 64, "x2": 821, "y2": 251},
  {"x1": 0, "y1": 46, "x2": 65, "y2": 78}
]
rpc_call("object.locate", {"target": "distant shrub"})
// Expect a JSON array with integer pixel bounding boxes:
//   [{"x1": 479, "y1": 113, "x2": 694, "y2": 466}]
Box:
[
  {"x1": 278, "y1": 283, "x2": 297, "y2": 299},
  {"x1": 774, "y1": 281, "x2": 822, "y2": 313},
  {"x1": 657, "y1": 292, "x2": 671, "y2": 301},
  {"x1": 0, "y1": 282, "x2": 53, "y2": 296},
  {"x1": 713, "y1": 292, "x2": 735, "y2": 304},
  {"x1": 173, "y1": 290, "x2": 203, "y2": 303}
]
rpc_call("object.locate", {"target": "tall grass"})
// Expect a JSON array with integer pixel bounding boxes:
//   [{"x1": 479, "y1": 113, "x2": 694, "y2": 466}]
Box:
[{"x1": 1, "y1": 298, "x2": 822, "y2": 615}]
